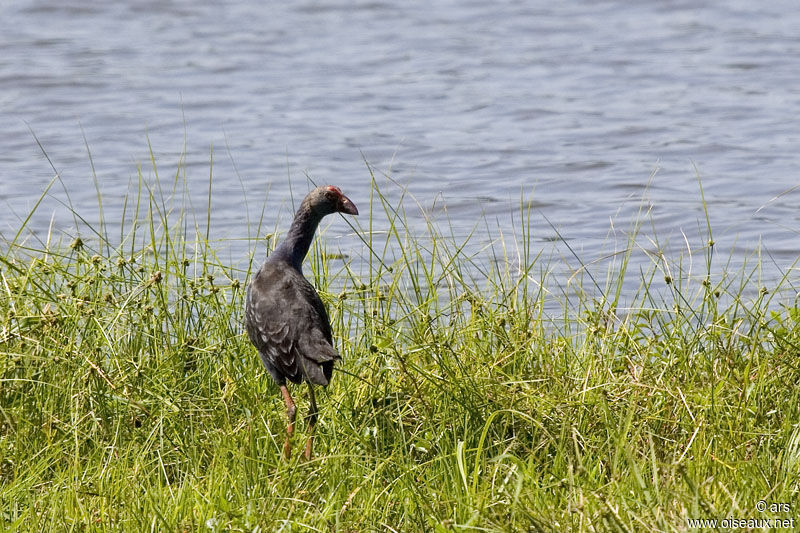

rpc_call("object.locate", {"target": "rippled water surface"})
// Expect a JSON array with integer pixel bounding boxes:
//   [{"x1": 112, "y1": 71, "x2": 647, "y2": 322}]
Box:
[{"x1": 2, "y1": 1, "x2": 799, "y2": 298}]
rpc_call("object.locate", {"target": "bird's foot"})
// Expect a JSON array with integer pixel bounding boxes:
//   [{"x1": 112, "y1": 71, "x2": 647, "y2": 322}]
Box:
[
  {"x1": 283, "y1": 438, "x2": 292, "y2": 460},
  {"x1": 303, "y1": 437, "x2": 314, "y2": 461}
]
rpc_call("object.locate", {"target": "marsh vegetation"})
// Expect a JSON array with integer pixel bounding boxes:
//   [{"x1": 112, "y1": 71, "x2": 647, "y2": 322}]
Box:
[{"x1": 2, "y1": 156, "x2": 800, "y2": 531}]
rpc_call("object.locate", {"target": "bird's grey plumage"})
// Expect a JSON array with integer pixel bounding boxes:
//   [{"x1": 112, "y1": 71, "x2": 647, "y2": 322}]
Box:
[{"x1": 245, "y1": 262, "x2": 338, "y2": 386}]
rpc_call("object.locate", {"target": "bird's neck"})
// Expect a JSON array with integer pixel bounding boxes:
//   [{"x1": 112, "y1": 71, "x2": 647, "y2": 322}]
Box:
[{"x1": 270, "y1": 206, "x2": 322, "y2": 271}]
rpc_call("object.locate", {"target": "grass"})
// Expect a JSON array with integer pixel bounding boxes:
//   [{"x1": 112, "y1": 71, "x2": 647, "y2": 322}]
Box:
[{"x1": 1, "y1": 150, "x2": 800, "y2": 532}]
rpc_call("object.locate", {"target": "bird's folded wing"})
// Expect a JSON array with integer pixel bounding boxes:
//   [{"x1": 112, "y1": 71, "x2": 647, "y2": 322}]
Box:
[{"x1": 247, "y1": 263, "x2": 340, "y2": 383}]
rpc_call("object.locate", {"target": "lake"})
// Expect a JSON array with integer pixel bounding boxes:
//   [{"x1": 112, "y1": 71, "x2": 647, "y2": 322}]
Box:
[{"x1": 2, "y1": 0, "x2": 799, "y2": 305}]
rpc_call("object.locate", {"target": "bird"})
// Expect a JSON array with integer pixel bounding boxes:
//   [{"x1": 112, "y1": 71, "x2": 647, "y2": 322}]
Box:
[{"x1": 245, "y1": 185, "x2": 358, "y2": 460}]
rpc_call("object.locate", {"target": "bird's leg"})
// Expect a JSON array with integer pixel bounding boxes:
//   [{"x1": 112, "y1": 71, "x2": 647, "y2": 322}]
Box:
[
  {"x1": 280, "y1": 385, "x2": 297, "y2": 459},
  {"x1": 304, "y1": 384, "x2": 318, "y2": 461}
]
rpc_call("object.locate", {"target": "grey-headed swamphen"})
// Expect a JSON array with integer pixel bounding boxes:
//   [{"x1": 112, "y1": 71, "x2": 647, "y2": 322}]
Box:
[{"x1": 245, "y1": 185, "x2": 358, "y2": 459}]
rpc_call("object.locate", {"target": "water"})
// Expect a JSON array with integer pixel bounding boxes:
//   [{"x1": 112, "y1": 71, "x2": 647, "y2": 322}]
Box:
[{"x1": 2, "y1": 0, "x2": 800, "y2": 303}]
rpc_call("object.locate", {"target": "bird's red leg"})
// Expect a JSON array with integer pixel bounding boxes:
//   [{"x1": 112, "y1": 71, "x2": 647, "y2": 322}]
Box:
[
  {"x1": 280, "y1": 385, "x2": 297, "y2": 459},
  {"x1": 304, "y1": 384, "x2": 318, "y2": 461}
]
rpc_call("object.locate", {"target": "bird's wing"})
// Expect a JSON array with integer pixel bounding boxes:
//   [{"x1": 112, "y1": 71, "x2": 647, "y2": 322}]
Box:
[{"x1": 246, "y1": 262, "x2": 340, "y2": 385}]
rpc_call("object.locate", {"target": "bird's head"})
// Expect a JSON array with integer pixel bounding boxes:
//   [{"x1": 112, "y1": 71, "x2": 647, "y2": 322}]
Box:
[{"x1": 306, "y1": 185, "x2": 359, "y2": 217}]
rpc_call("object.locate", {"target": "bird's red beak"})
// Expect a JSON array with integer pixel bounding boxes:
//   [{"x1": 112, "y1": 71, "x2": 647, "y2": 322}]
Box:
[{"x1": 338, "y1": 194, "x2": 358, "y2": 215}]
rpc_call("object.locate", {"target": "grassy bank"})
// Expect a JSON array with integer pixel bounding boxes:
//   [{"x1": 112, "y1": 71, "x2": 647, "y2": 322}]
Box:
[{"x1": 2, "y1": 165, "x2": 800, "y2": 531}]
